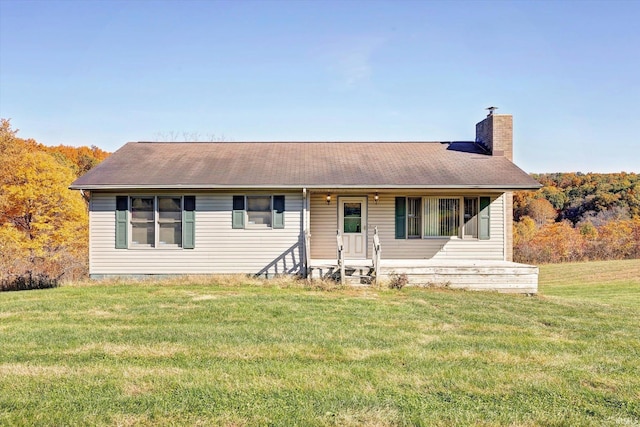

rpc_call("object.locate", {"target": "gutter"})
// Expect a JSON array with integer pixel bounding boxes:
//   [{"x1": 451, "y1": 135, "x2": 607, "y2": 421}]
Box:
[{"x1": 69, "y1": 183, "x2": 542, "y2": 191}]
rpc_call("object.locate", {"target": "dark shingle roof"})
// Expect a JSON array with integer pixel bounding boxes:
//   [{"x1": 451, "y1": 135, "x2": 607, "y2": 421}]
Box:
[{"x1": 70, "y1": 141, "x2": 541, "y2": 190}]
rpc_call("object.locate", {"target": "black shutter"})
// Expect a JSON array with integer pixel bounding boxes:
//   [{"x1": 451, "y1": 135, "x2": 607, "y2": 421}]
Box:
[
  {"x1": 479, "y1": 196, "x2": 491, "y2": 240},
  {"x1": 273, "y1": 195, "x2": 285, "y2": 229},
  {"x1": 395, "y1": 197, "x2": 406, "y2": 239},
  {"x1": 115, "y1": 196, "x2": 128, "y2": 249},
  {"x1": 183, "y1": 196, "x2": 196, "y2": 249},
  {"x1": 232, "y1": 195, "x2": 245, "y2": 229}
]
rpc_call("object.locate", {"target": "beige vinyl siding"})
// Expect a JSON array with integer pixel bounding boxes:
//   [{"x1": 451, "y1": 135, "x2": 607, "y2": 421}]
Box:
[
  {"x1": 309, "y1": 193, "x2": 340, "y2": 259},
  {"x1": 310, "y1": 192, "x2": 506, "y2": 261},
  {"x1": 89, "y1": 191, "x2": 303, "y2": 276}
]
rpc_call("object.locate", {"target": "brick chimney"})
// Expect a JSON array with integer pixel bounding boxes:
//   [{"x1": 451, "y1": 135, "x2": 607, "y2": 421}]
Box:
[{"x1": 475, "y1": 110, "x2": 513, "y2": 161}]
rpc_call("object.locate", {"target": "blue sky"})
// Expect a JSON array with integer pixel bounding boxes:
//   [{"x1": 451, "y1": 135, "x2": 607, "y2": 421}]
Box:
[{"x1": 1, "y1": 0, "x2": 638, "y2": 173}]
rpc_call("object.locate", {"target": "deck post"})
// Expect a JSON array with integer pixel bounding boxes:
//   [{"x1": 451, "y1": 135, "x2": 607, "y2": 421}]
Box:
[{"x1": 304, "y1": 230, "x2": 311, "y2": 281}]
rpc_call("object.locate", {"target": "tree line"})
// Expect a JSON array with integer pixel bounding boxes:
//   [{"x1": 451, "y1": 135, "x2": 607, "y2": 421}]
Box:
[
  {"x1": 0, "y1": 119, "x2": 109, "y2": 282},
  {"x1": 514, "y1": 172, "x2": 640, "y2": 263}
]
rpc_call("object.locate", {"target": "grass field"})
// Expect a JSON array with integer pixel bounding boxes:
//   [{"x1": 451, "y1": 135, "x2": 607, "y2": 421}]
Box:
[{"x1": 1, "y1": 260, "x2": 639, "y2": 426}]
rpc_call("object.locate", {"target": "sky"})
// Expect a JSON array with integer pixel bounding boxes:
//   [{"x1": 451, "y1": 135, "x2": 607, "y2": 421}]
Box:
[{"x1": 1, "y1": 0, "x2": 639, "y2": 173}]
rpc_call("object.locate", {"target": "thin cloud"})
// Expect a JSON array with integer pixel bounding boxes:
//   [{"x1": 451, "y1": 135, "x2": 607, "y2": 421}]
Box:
[{"x1": 321, "y1": 35, "x2": 388, "y2": 88}]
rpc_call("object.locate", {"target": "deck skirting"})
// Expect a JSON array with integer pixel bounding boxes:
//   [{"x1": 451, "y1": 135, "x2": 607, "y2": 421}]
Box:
[{"x1": 309, "y1": 259, "x2": 538, "y2": 294}]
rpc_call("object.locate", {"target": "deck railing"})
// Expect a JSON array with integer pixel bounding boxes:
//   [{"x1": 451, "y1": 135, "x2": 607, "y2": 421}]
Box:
[
  {"x1": 336, "y1": 230, "x2": 345, "y2": 285},
  {"x1": 372, "y1": 226, "x2": 381, "y2": 282}
]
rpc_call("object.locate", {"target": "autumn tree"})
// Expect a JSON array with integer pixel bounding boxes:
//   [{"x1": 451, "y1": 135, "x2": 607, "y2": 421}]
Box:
[
  {"x1": 0, "y1": 119, "x2": 90, "y2": 280},
  {"x1": 513, "y1": 216, "x2": 538, "y2": 263},
  {"x1": 514, "y1": 172, "x2": 640, "y2": 264},
  {"x1": 539, "y1": 185, "x2": 567, "y2": 210},
  {"x1": 524, "y1": 198, "x2": 557, "y2": 227},
  {"x1": 592, "y1": 219, "x2": 640, "y2": 260},
  {"x1": 44, "y1": 144, "x2": 110, "y2": 176},
  {"x1": 513, "y1": 190, "x2": 536, "y2": 221},
  {"x1": 528, "y1": 221, "x2": 585, "y2": 263}
]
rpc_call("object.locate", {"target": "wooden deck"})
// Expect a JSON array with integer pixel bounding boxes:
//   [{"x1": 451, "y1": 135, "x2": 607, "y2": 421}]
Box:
[{"x1": 309, "y1": 259, "x2": 538, "y2": 294}]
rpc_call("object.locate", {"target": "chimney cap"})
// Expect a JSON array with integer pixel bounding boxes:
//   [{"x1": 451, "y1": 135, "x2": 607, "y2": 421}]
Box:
[{"x1": 486, "y1": 106, "x2": 498, "y2": 116}]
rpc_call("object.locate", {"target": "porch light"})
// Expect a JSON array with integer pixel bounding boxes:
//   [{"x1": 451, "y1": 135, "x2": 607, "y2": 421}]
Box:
[
  {"x1": 326, "y1": 193, "x2": 331, "y2": 205},
  {"x1": 374, "y1": 192, "x2": 379, "y2": 204}
]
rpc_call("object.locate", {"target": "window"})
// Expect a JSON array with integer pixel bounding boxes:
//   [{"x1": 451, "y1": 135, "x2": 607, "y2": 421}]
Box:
[
  {"x1": 463, "y1": 197, "x2": 479, "y2": 238},
  {"x1": 115, "y1": 196, "x2": 195, "y2": 249},
  {"x1": 424, "y1": 197, "x2": 459, "y2": 237},
  {"x1": 343, "y1": 202, "x2": 362, "y2": 233},
  {"x1": 158, "y1": 197, "x2": 182, "y2": 246},
  {"x1": 407, "y1": 197, "x2": 422, "y2": 238},
  {"x1": 131, "y1": 197, "x2": 155, "y2": 246},
  {"x1": 247, "y1": 196, "x2": 272, "y2": 227},
  {"x1": 232, "y1": 195, "x2": 285, "y2": 229},
  {"x1": 395, "y1": 196, "x2": 491, "y2": 240}
]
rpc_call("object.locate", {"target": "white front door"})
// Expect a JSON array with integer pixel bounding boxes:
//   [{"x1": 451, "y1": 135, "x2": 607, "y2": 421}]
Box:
[{"x1": 339, "y1": 197, "x2": 367, "y2": 259}]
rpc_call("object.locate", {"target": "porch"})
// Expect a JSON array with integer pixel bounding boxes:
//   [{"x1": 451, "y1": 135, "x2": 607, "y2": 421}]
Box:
[
  {"x1": 302, "y1": 190, "x2": 538, "y2": 294},
  {"x1": 308, "y1": 258, "x2": 539, "y2": 294}
]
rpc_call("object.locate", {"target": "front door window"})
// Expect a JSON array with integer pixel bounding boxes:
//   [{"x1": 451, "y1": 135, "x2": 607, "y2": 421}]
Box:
[{"x1": 343, "y1": 203, "x2": 362, "y2": 233}]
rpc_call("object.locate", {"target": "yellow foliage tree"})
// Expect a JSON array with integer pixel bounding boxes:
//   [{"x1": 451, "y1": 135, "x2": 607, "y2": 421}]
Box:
[
  {"x1": 514, "y1": 216, "x2": 536, "y2": 246},
  {"x1": 0, "y1": 119, "x2": 89, "y2": 280}
]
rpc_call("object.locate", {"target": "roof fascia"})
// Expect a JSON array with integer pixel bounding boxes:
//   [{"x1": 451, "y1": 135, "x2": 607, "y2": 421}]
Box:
[{"x1": 69, "y1": 183, "x2": 542, "y2": 191}]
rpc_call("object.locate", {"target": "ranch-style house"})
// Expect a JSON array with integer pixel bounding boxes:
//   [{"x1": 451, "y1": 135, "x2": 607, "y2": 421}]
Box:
[{"x1": 70, "y1": 111, "x2": 542, "y2": 292}]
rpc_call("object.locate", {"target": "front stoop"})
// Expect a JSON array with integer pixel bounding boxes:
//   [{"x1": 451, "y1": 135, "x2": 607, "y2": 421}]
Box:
[
  {"x1": 309, "y1": 259, "x2": 375, "y2": 286},
  {"x1": 308, "y1": 262, "x2": 375, "y2": 285}
]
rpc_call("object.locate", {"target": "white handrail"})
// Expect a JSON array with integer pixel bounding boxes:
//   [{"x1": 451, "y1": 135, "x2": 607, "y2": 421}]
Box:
[
  {"x1": 373, "y1": 226, "x2": 381, "y2": 283},
  {"x1": 336, "y1": 230, "x2": 345, "y2": 285}
]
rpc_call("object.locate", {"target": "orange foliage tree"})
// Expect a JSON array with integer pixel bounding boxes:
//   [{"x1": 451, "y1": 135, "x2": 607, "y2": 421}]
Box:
[
  {"x1": 44, "y1": 144, "x2": 110, "y2": 176},
  {"x1": 0, "y1": 119, "x2": 106, "y2": 280},
  {"x1": 524, "y1": 198, "x2": 557, "y2": 227},
  {"x1": 514, "y1": 172, "x2": 640, "y2": 264},
  {"x1": 593, "y1": 219, "x2": 640, "y2": 260},
  {"x1": 529, "y1": 222, "x2": 585, "y2": 264}
]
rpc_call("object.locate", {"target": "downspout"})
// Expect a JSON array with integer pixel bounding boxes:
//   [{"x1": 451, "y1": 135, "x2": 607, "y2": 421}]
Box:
[
  {"x1": 80, "y1": 189, "x2": 91, "y2": 277},
  {"x1": 80, "y1": 189, "x2": 90, "y2": 203}
]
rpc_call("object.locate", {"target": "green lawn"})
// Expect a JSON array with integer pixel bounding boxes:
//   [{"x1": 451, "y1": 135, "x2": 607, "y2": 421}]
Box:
[{"x1": 1, "y1": 262, "x2": 639, "y2": 426}]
